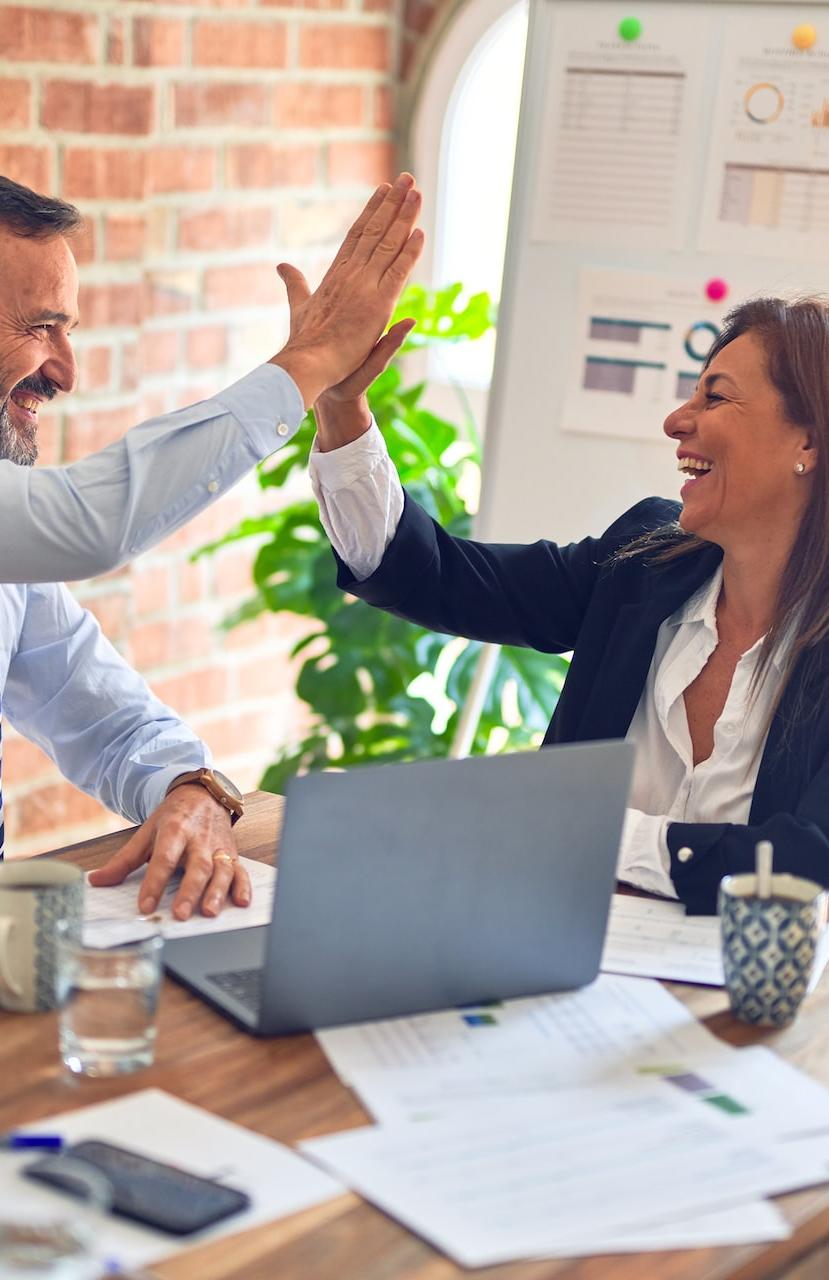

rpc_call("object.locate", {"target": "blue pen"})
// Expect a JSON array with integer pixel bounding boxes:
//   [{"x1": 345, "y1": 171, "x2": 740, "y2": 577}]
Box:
[{"x1": 0, "y1": 1133, "x2": 64, "y2": 1150}]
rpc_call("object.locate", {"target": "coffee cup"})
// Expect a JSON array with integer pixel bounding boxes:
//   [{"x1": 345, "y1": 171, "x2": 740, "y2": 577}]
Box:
[
  {"x1": 719, "y1": 871, "x2": 827, "y2": 1028},
  {"x1": 0, "y1": 861, "x2": 84, "y2": 1012}
]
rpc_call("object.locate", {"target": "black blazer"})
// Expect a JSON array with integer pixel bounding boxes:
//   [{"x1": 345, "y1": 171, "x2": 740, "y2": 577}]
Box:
[{"x1": 336, "y1": 494, "x2": 829, "y2": 914}]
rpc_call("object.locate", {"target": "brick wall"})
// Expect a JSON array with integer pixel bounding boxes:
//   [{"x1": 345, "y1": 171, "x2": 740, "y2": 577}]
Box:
[{"x1": 0, "y1": 0, "x2": 401, "y2": 856}]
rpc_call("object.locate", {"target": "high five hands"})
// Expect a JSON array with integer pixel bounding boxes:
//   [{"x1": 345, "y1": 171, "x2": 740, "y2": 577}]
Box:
[{"x1": 270, "y1": 174, "x2": 423, "y2": 437}]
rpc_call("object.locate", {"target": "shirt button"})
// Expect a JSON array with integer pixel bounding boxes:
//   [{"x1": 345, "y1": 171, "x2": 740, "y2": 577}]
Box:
[
  {"x1": 276, "y1": 421, "x2": 290, "y2": 437},
  {"x1": 677, "y1": 846, "x2": 694, "y2": 863},
  {"x1": 207, "y1": 480, "x2": 219, "y2": 494}
]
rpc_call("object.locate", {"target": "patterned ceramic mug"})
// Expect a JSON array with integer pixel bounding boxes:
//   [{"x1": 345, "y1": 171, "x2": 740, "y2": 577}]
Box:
[
  {"x1": 0, "y1": 861, "x2": 84, "y2": 1012},
  {"x1": 719, "y1": 872, "x2": 827, "y2": 1028}
]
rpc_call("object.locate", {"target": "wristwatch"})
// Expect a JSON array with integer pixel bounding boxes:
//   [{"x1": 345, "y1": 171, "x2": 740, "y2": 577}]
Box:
[{"x1": 165, "y1": 768, "x2": 245, "y2": 825}]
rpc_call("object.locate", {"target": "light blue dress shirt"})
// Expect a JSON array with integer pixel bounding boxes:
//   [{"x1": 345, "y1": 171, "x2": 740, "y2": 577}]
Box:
[
  {"x1": 1, "y1": 363, "x2": 305, "y2": 830},
  {"x1": 0, "y1": 363, "x2": 304, "y2": 583}
]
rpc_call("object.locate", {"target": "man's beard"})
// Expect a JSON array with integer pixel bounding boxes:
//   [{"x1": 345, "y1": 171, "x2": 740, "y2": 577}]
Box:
[{"x1": 0, "y1": 373, "x2": 57, "y2": 466}]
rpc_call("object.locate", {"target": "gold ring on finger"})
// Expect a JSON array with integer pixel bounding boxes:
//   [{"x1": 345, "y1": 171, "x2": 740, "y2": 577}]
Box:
[{"x1": 212, "y1": 851, "x2": 237, "y2": 867}]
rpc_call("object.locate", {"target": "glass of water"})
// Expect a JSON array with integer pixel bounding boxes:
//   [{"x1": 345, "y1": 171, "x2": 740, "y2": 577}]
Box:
[{"x1": 57, "y1": 922, "x2": 163, "y2": 1077}]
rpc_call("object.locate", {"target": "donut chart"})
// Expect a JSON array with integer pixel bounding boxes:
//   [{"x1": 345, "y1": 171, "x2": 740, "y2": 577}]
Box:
[{"x1": 743, "y1": 82, "x2": 784, "y2": 124}]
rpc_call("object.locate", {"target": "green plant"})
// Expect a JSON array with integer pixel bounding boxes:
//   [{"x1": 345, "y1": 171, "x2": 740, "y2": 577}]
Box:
[{"x1": 197, "y1": 284, "x2": 569, "y2": 793}]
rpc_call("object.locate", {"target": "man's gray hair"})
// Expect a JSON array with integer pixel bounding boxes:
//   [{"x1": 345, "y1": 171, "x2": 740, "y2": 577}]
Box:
[{"x1": 0, "y1": 174, "x2": 83, "y2": 239}]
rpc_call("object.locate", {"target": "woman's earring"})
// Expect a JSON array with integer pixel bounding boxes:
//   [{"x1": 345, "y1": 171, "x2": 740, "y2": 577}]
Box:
[{"x1": 795, "y1": 461, "x2": 807, "y2": 474}]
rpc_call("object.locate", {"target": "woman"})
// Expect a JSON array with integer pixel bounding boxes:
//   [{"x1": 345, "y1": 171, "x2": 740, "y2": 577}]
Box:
[{"x1": 308, "y1": 295, "x2": 829, "y2": 914}]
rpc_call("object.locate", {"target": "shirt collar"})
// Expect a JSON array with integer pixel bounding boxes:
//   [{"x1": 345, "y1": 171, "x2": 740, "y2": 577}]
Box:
[{"x1": 667, "y1": 562, "x2": 789, "y2": 671}]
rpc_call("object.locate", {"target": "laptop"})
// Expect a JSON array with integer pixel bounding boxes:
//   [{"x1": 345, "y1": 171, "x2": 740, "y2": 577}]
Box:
[{"x1": 163, "y1": 741, "x2": 634, "y2": 1035}]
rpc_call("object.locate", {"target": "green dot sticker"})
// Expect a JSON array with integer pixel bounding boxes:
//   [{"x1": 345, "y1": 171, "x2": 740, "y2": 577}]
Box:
[{"x1": 618, "y1": 16, "x2": 642, "y2": 41}]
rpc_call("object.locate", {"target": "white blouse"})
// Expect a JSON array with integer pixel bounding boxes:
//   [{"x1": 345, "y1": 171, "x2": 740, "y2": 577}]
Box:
[{"x1": 310, "y1": 425, "x2": 783, "y2": 900}]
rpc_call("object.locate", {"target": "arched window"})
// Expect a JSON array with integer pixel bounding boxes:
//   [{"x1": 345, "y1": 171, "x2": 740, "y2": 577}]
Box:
[{"x1": 410, "y1": 0, "x2": 528, "y2": 404}]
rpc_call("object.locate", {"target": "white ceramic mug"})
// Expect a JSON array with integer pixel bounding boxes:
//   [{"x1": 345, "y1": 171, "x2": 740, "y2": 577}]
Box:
[{"x1": 0, "y1": 861, "x2": 84, "y2": 1012}]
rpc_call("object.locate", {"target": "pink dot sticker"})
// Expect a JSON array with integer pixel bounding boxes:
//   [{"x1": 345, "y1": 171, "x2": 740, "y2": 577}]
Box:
[{"x1": 705, "y1": 277, "x2": 729, "y2": 302}]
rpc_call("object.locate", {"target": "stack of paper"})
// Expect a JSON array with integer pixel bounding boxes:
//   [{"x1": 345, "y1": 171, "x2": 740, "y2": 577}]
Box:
[
  {"x1": 601, "y1": 894, "x2": 829, "y2": 989},
  {"x1": 306, "y1": 975, "x2": 829, "y2": 1264}
]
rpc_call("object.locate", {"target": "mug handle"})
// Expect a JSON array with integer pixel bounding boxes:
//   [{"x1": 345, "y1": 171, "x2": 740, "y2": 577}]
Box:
[{"x1": 0, "y1": 918, "x2": 23, "y2": 997}]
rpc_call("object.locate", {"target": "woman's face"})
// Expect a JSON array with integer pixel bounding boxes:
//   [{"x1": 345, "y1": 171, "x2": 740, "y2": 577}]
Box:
[{"x1": 663, "y1": 331, "x2": 815, "y2": 549}]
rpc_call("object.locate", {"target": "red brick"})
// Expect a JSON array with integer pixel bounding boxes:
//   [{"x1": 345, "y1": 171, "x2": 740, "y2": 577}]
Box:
[
  {"x1": 10, "y1": 782, "x2": 104, "y2": 839},
  {"x1": 328, "y1": 140, "x2": 396, "y2": 186},
  {"x1": 154, "y1": 665, "x2": 230, "y2": 716},
  {"x1": 106, "y1": 15, "x2": 125, "y2": 65},
  {"x1": 214, "y1": 547, "x2": 255, "y2": 597},
  {"x1": 400, "y1": 34, "x2": 416, "y2": 81},
  {"x1": 179, "y1": 557, "x2": 207, "y2": 605},
  {"x1": 131, "y1": 564, "x2": 172, "y2": 616},
  {"x1": 142, "y1": 269, "x2": 199, "y2": 317},
  {"x1": 77, "y1": 345, "x2": 112, "y2": 392},
  {"x1": 193, "y1": 20, "x2": 287, "y2": 68},
  {"x1": 133, "y1": 17, "x2": 185, "y2": 67},
  {"x1": 64, "y1": 148, "x2": 146, "y2": 200},
  {"x1": 0, "y1": 77, "x2": 29, "y2": 128},
  {"x1": 374, "y1": 85, "x2": 393, "y2": 129},
  {"x1": 128, "y1": 615, "x2": 216, "y2": 670},
  {"x1": 3, "y1": 734, "x2": 56, "y2": 783},
  {"x1": 272, "y1": 83, "x2": 364, "y2": 129},
  {"x1": 69, "y1": 217, "x2": 96, "y2": 265},
  {"x1": 79, "y1": 282, "x2": 143, "y2": 328},
  {"x1": 278, "y1": 195, "x2": 361, "y2": 248},
  {"x1": 236, "y1": 655, "x2": 293, "y2": 700},
  {"x1": 404, "y1": 0, "x2": 435, "y2": 35},
  {"x1": 82, "y1": 590, "x2": 130, "y2": 640},
  {"x1": 197, "y1": 710, "x2": 278, "y2": 758},
  {"x1": 140, "y1": 329, "x2": 180, "y2": 375},
  {"x1": 187, "y1": 325, "x2": 228, "y2": 369},
  {"x1": 64, "y1": 403, "x2": 139, "y2": 461},
  {"x1": 178, "y1": 206, "x2": 271, "y2": 252},
  {"x1": 299, "y1": 24, "x2": 390, "y2": 70},
  {"x1": 204, "y1": 262, "x2": 280, "y2": 310},
  {"x1": 174, "y1": 82, "x2": 269, "y2": 129},
  {"x1": 0, "y1": 7, "x2": 97, "y2": 64},
  {"x1": 105, "y1": 213, "x2": 146, "y2": 261},
  {"x1": 147, "y1": 147, "x2": 215, "y2": 195},
  {"x1": 138, "y1": 391, "x2": 168, "y2": 421},
  {"x1": 0, "y1": 145, "x2": 49, "y2": 192},
  {"x1": 225, "y1": 143, "x2": 317, "y2": 189},
  {"x1": 42, "y1": 80, "x2": 154, "y2": 135},
  {"x1": 364, "y1": 0, "x2": 394, "y2": 11}
]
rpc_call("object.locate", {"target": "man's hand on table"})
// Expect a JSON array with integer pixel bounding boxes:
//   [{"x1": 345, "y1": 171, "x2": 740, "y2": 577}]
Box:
[{"x1": 88, "y1": 786, "x2": 252, "y2": 920}]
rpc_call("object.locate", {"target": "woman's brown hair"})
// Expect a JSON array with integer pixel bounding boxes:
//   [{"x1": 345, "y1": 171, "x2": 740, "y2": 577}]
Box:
[{"x1": 616, "y1": 295, "x2": 829, "y2": 734}]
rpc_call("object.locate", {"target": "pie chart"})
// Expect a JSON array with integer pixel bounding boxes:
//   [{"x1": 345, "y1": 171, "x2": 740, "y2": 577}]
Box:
[{"x1": 743, "y1": 82, "x2": 784, "y2": 125}]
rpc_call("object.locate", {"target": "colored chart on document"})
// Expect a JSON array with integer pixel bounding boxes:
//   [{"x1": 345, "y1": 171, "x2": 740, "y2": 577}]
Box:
[
  {"x1": 699, "y1": 12, "x2": 829, "y2": 259},
  {"x1": 530, "y1": 3, "x2": 712, "y2": 250},
  {"x1": 562, "y1": 268, "x2": 754, "y2": 442}
]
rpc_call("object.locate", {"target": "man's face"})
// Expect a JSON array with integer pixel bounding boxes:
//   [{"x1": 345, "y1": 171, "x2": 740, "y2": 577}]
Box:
[{"x1": 0, "y1": 228, "x2": 79, "y2": 465}]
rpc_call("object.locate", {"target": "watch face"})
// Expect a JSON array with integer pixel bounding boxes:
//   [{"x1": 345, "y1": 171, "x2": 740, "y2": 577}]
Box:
[{"x1": 212, "y1": 771, "x2": 243, "y2": 804}]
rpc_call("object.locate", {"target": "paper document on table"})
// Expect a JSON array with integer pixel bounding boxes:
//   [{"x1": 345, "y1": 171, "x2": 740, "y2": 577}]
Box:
[
  {"x1": 8, "y1": 1089, "x2": 342, "y2": 1272},
  {"x1": 301, "y1": 1082, "x2": 807, "y2": 1266},
  {"x1": 602, "y1": 894, "x2": 829, "y2": 990},
  {"x1": 316, "y1": 973, "x2": 731, "y2": 1090},
  {"x1": 84, "y1": 857, "x2": 275, "y2": 946}
]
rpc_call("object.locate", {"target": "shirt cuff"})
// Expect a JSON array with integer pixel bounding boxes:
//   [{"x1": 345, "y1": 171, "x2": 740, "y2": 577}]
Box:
[
  {"x1": 136, "y1": 757, "x2": 212, "y2": 822},
  {"x1": 616, "y1": 808, "x2": 678, "y2": 899},
  {"x1": 309, "y1": 420, "x2": 387, "y2": 491},
  {"x1": 213, "y1": 364, "x2": 305, "y2": 459}
]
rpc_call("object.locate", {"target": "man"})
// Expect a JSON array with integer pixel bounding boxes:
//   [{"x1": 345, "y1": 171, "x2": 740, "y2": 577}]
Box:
[{"x1": 0, "y1": 172, "x2": 422, "y2": 919}]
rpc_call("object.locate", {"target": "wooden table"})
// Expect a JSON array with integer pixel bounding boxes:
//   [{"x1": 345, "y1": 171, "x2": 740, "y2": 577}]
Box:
[{"x1": 5, "y1": 790, "x2": 829, "y2": 1280}]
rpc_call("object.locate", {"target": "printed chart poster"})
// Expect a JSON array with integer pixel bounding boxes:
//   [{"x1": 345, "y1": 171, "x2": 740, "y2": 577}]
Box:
[
  {"x1": 699, "y1": 14, "x2": 829, "y2": 259},
  {"x1": 530, "y1": 4, "x2": 711, "y2": 250},
  {"x1": 563, "y1": 269, "x2": 750, "y2": 442}
]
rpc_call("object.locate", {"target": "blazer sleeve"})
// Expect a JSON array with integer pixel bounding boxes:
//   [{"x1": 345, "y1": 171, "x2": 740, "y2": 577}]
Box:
[
  {"x1": 667, "y1": 795, "x2": 829, "y2": 914},
  {"x1": 335, "y1": 493, "x2": 674, "y2": 654}
]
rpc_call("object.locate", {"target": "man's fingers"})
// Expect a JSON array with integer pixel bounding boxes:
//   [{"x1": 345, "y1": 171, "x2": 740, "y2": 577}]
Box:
[
  {"x1": 137, "y1": 828, "x2": 188, "y2": 915},
  {"x1": 230, "y1": 861, "x2": 252, "y2": 908},
  {"x1": 199, "y1": 853, "x2": 244, "y2": 917},
  {"x1": 327, "y1": 182, "x2": 392, "y2": 271},
  {"x1": 372, "y1": 188, "x2": 422, "y2": 266},
  {"x1": 276, "y1": 262, "x2": 311, "y2": 312},
  {"x1": 351, "y1": 174, "x2": 416, "y2": 267},
  {"x1": 356, "y1": 320, "x2": 415, "y2": 387},
  {"x1": 381, "y1": 228, "x2": 425, "y2": 292},
  {"x1": 88, "y1": 827, "x2": 153, "y2": 888}
]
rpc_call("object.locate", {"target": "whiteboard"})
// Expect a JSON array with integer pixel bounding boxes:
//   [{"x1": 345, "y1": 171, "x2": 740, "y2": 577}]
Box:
[{"x1": 477, "y1": 0, "x2": 829, "y2": 544}]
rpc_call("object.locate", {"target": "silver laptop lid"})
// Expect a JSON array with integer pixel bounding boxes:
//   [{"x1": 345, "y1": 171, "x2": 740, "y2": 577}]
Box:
[{"x1": 258, "y1": 741, "x2": 633, "y2": 1033}]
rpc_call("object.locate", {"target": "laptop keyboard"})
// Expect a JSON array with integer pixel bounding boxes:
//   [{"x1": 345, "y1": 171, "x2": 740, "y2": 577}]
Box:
[{"x1": 207, "y1": 967, "x2": 263, "y2": 1012}]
